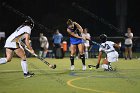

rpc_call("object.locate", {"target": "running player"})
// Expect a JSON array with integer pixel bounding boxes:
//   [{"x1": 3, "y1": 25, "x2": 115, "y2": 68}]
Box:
[
  {"x1": 39, "y1": 33, "x2": 49, "y2": 58},
  {"x1": 96, "y1": 34, "x2": 121, "y2": 71},
  {"x1": 0, "y1": 18, "x2": 35, "y2": 78},
  {"x1": 67, "y1": 19, "x2": 86, "y2": 70}
]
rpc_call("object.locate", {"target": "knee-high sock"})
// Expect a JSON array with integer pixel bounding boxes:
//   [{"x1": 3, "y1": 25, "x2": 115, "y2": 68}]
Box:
[
  {"x1": 85, "y1": 47, "x2": 88, "y2": 59},
  {"x1": 70, "y1": 56, "x2": 74, "y2": 65},
  {"x1": 43, "y1": 52, "x2": 47, "y2": 58},
  {"x1": 0, "y1": 58, "x2": 7, "y2": 64},
  {"x1": 21, "y1": 60, "x2": 28, "y2": 74},
  {"x1": 39, "y1": 51, "x2": 43, "y2": 57},
  {"x1": 80, "y1": 54, "x2": 85, "y2": 65}
]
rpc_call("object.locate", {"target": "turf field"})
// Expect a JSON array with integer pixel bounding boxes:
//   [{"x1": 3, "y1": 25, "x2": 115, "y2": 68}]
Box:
[{"x1": 0, "y1": 58, "x2": 140, "y2": 93}]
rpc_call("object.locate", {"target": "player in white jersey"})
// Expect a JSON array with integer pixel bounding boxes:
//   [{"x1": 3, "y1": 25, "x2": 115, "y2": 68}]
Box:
[
  {"x1": 124, "y1": 28, "x2": 133, "y2": 60},
  {"x1": 39, "y1": 33, "x2": 49, "y2": 58},
  {"x1": 96, "y1": 34, "x2": 121, "y2": 71},
  {"x1": 0, "y1": 18, "x2": 35, "y2": 78},
  {"x1": 82, "y1": 28, "x2": 91, "y2": 59}
]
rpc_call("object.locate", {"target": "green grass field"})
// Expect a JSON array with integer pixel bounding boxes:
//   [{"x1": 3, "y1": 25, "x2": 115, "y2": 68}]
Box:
[{"x1": 0, "y1": 58, "x2": 140, "y2": 93}]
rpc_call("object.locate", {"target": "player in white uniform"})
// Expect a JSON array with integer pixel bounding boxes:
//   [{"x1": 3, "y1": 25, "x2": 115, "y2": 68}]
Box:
[
  {"x1": 0, "y1": 19, "x2": 35, "y2": 78},
  {"x1": 82, "y1": 28, "x2": 91, "y2": 59},
  {"x1": 39, "y1": 33, "x2": 49, "y2": 58},
  {"x1": 124, "y1": 28, "x2": 133, "y2": 60},
  {"x1": 96, "y1": 34, "x2": 121, "y2": 71}
]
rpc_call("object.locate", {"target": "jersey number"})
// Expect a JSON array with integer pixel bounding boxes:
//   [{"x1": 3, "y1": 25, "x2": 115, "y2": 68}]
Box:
[{"x1": 105, "y1": 44, "x2": 110, "y2": 49}]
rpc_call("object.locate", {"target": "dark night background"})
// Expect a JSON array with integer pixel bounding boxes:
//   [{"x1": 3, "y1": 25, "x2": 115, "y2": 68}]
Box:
[{"x1": 0, "y1": 0, "x2": 140, "y2": 38}]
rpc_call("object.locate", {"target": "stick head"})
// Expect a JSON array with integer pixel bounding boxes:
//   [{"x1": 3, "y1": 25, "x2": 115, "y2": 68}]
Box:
[{"x1": 49, "y1": 64, "x2": 56, "y2": 69}]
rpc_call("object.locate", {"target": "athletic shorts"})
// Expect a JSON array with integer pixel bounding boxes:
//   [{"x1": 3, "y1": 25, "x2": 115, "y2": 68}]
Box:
[
  {"x1": 125, "y1": 44, "x2": 132, "y2": 48},
  {"x1": 107, "y1": 51, "x2": 119, "y2": 62}
]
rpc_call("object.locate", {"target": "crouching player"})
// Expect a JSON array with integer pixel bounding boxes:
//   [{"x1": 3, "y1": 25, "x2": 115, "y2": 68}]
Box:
[
  {"x1": 0, "y1": 18, "x2": 35, "y2": 78},
  {"x1": 96, "y1": 34, "x2": 121, "y2": 71}
]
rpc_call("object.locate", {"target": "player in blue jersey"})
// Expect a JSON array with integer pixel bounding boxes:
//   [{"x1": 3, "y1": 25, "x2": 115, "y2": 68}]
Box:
[{"x1": 67, "y1": 19, "x2": 86, "y2": 70}]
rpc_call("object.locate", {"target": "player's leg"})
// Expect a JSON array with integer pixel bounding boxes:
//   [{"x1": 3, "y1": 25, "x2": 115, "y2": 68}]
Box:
[
  {"x1": 0, "y1": 48, "x2": 13, "y2": 64},
  {"x1": 102, "y1": 59, "x2": 109, "y2": 70},
  {"x1": 14, "y1": 48, "x2": 34, "y2": 78},
  {"x1": 39, "y1": 47, "x2": 43, "y2": 57},
  {"x1": 128, "y1": 46, "x2": 132, "y2": 60},
  {"x1": 70, "y1": 44, "x2": 76, "y2": 70},
  {"x1": 125, "y1": 46, "x2": 128, "y2": 60},
  {"x1": 78, "y1": 43, "x2": 86, "y2": 70},
  {"x1": 43, "y1": 45, "x2": 49, "y2": 58},
  {"x1": 43, "y1": 50, "x2": 48, "y2": 58},
  {"x1": 102, "y1": 59, "x2": 113, "y2": 71},
  {"x1": 85, "y1": 46, "x2": 89, "y2": 59},
  {"x1": 103, "y1": 51, "x2": 118, "y2": 71},
  {"x1": 75, "y1": 46, "x2": 79, "y2": 59}
]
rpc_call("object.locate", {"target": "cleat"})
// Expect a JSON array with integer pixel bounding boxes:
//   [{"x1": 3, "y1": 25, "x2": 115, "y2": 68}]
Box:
[
  {"x1": 104, "y1": 65, "x2": 114, "y2": 71},
  {"x1": 70, "y1": 65, "x2": 75, "y2": 71},
  {"x1": 108, "y1": 65, "x2": 113, "y2": 71},
  {"x1": 82, "y1": 65, "x2": 86, "y2": 71},
  {"x1": 24, "y1": 72, "x2": 34, "y2": 78}
]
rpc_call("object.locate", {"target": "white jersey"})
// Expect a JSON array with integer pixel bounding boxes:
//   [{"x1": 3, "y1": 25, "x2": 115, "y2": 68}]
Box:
[
  {"x1": 39, "y1": 36, "x2": 49, "y2": 49},
  {"x1": 4, "y1": 25, "x2": 31, "y2": 48},
  {"x1": 99, "y1": 41, "x2": 118, "y2": 62},
  {"x1": 82, "y1": 33, "x2": 90, "y2": 47},
  {"x1": 99, "y1": 41, "x2": 115, "y2": 53},
  {"x1": 125, "y1": 33, "x2": 133, "y2": 45}
]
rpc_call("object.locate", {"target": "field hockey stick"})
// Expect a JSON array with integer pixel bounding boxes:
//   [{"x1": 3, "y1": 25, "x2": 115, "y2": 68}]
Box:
[
  {"x1": 88, "y1": 64, "x2": 96, "y2": 68},
  {"x1": 88, "y1": 40, "x2": 100, "y2": 69},
  {"x1": 20, "y1": 41, "x2": 56, "y2": 69},
  {"x1": 88, "y1": 39, "x2": 101, "y2": 46}
]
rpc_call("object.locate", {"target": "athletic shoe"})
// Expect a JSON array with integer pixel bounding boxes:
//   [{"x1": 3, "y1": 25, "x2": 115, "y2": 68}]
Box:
[
  {"x1": 24, "y1": 72, "x2": 35, "y2": 78},
  {"x1": 108, "y1": 65, "x2": 113, "y2": 71},
  {"x1": 82, "y1": 65, "x2": 86, "y2": 71},
  {"x1": 76, "y1": 56, "x2": 78, "y2": 59},
  {"x1": 70, "y1": 65, "x2": 75, "y2": 70},
  {"x1": 104, "y1": 66, "x2": 113, "y2": 71}
]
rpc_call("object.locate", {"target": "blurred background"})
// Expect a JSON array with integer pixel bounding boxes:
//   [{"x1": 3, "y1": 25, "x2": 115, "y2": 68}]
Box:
[{"x1": 0, "y1": 0, "x2": 140, "y2": 58}]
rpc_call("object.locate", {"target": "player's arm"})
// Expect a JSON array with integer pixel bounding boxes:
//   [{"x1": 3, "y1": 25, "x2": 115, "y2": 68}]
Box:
[
  {"x1": 114, "y1": 43, "x2": 121, "y2": 49},
  {"x1": 24, "y1": 33, "x2": 34, "y2": 54},
  {"x1": 67, "y1": 28, "x2": 83, "y2": 39},
  {"x1": 73, "y1": 22, "x2": 83, "y2": 33},
  {"x1": 86, "y1": 34, "x2": 91, "y2": 40},
  {"x1": 96, "y1": 51, "x2": 102, "y2": 69},
  {"x1": 128, "y1": 33, "x2": 133, "y2": 39}
]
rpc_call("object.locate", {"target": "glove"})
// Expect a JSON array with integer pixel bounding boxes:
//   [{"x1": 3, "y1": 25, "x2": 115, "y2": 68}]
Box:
[{"x1": 96, "y1": 64, "x2": 100, "y2": 69}]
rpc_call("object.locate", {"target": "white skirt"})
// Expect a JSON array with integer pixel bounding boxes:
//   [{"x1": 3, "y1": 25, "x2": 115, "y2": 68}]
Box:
[
  {"x1": 4, "y1": 40, "x2": 19, "y2": 48},
  {"x1": 107, "y1": 51, "x2": 119, "y2": 62}
]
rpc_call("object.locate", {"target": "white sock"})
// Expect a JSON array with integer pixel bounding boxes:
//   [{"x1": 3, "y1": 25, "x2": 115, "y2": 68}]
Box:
[
  {"x1": 85, "y1": 51, "x2": 88, "y2": 59},
  {"x1": 85, "y1": 47, "x2": 88, "y2": 59},
  {"x1": 43, "y1": 53, "x2": 47, "y2": 58},
  {"x1": 0, "y1": 58, "x2": 7, "y2": 64},
  {"x1": 21, "y1": 60, "x2": 28, "y2": 74},
  {"x1": 39, "y1": 51, "x2": 43, "y2": 57},
  {"x1": 101, "y1": 64, "x2": 109, "y2": 69}
]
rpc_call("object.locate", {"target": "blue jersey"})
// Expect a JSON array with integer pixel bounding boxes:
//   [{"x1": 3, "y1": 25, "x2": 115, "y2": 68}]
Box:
[
  {"x1": 53, "y1": 33, "x2": 63, "y2": 44},
  {"x1": 68, "y1": 25, "x2": 83, "y2": 45}
]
